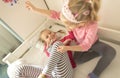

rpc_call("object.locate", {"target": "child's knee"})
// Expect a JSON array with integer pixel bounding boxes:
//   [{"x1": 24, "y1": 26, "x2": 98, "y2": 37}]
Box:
[
  {"x1": 108, "y1": 46, "x2": 116, "y2": 59},
  {"x1": 102, "y1": 45, "x2": 116, "y2": 60}
]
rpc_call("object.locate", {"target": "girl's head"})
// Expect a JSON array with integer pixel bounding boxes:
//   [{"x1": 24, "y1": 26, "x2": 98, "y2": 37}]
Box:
[{"x1": 60, "y1": 0, "x2": 100, "y2": 28}]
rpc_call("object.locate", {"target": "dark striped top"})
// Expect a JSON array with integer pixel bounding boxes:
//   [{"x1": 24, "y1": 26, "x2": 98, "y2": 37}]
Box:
[{"x1": 42, "y1": 41, "x2": 73, "y2": 78}]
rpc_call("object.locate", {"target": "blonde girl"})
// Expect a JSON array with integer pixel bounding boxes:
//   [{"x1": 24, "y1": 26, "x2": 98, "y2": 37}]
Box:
[{"x1": 26, "y1": 0, "x2": 116, "y2": 78}]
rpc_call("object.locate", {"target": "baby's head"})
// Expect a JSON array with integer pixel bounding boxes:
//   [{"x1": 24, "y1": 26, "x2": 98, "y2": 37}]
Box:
[
  {"x1": 60, "y1": 0, "x2": 101, "y2": 29},
  {"x1": 39, "y1": 29, "x2": 65, "y2": 46},
  {"x1": 39, "y1": 29, "x2": 57, "y2": 46}
]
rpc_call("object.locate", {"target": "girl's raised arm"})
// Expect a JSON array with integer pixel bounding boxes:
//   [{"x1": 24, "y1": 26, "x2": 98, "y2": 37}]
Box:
[{"x1": 25, "y1": 1, "x2": 52, "y2": 17}]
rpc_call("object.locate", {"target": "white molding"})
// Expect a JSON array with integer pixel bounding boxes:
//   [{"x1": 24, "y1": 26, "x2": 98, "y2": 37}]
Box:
[{"x1": 98, "y1": 26, "x2": 120, "y2": 44}]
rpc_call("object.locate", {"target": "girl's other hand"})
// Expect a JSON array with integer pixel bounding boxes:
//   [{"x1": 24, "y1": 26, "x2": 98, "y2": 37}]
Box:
[
  {"x1": 57, "y1": 46, "x2": 67, "y2": 53},
  {"x1": 25, "y1": 1, "x2": 36, "y2": 11}
]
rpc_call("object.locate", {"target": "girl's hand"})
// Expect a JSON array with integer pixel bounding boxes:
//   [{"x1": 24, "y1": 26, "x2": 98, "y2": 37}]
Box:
[
  {"x1": 57, "y1": 46, "x2": 67, "y2": 53},
  {"x1": 25, "y1": 1, "x2": 36, "y2": 11}
]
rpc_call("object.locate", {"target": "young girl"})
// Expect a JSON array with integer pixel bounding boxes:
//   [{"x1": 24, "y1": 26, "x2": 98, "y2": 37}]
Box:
[
  {"x1": 26, "y1": 0, "x2": 116, "y2": 78},
  {"x1": 7, "y1": 29, "x2": 73, "y2": 78}
]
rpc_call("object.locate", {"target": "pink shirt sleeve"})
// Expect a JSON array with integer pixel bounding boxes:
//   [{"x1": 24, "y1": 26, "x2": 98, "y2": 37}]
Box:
[
  {"x1": 79, "y1": 23, "x2": 98, "y2": 51},
  {"x1": 50, "y1": 10, "x2": 60, "y2": 20}
]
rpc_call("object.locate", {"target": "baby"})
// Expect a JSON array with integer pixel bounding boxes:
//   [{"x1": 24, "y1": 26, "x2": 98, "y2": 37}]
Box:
[
  {"x1": 7, "y1": 29, "x2": 74, "y2": 78},
  {"x1": 38, "y1": 29, "x2": 73, "y2": 78}
]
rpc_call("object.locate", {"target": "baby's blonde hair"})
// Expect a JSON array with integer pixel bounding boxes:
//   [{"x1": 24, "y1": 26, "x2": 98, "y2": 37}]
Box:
[
  {"x1": 68, "y1": 0, "x2": 101, "y2": 22},
  {"x1": 39, "y1": 29, "x2": 47, "y2": 43}
]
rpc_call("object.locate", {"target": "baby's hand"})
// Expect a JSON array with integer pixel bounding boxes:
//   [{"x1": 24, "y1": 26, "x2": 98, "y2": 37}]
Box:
[{"x1": 25, "y1": 1, "x2": 36, "y2": 10}]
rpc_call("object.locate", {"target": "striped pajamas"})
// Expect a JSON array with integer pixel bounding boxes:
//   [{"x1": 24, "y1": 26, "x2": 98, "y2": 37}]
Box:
[
  {"x1": 10, "y1": 65, "x2": 43, "y2": 78},
  {"x1": 8, "y1": 41, "x2": 73, "y2": 78}
]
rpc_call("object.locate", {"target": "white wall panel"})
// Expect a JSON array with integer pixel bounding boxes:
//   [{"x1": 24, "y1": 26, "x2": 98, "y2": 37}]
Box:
[
  {"x1": 45, "y1": 0, "x2": 63, "y2": 11},
  {"x1": 99, "y1": 0, "x2": 120, "y2": 31},
  {"x1": 0, "y1": 0, "x2": 47, "y2": 40}
]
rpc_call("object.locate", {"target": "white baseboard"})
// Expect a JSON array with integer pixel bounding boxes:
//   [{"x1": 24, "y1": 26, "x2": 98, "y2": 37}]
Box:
[{"x1": 98, "y1": 26, "x2": 120, "y2": 45}]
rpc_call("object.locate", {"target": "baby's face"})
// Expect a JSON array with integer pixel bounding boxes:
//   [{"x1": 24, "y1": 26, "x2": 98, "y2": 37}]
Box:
[{"x1": 41, "y1": 29, "x2": 57, "y2": 45}]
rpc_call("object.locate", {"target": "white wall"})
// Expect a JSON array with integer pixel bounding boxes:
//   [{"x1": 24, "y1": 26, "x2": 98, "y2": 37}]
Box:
[
  {"x1": 99, "y1": 0, "x2": 120, "y2": 31},
  {"x1": 45, "y1": 0, "x2": 63, "y2": 11},
  {"x1": 0, "y1": 0, "x2": 47, "y2": 40},
  {"x1": 46, "y1": 0, "x2": 120, "y2": 31}
]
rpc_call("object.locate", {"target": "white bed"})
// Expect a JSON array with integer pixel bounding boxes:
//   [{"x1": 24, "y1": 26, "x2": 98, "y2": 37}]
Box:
[{"x1": 3, "y1": 20, "x2": 120, "y2": 78}]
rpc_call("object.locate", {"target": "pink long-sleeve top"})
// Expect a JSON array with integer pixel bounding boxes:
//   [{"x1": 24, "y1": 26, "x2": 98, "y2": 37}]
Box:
[{"x1": 50, "y1": 10, "x2": 98, "y2": 51}]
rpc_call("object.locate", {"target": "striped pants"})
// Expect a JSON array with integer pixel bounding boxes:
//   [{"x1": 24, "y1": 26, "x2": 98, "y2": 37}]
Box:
[
  {"x1": 7, "y1": 41, "x2": 73, "y2": 78},
  {"x1": 8, "y1": 63, "x2": 73, "y2": 78},
  {"x1": 8, "y1": 64, "x2": 44, "y2": 78}
]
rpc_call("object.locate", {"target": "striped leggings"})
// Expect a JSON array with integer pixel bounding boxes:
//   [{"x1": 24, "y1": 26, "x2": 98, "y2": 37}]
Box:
[
  {"x1": 7, "y1": 41, "x2": 73, "y2": 78},
  {"x1": 8, "y1": 64, "x2": 68, "y2": 78},
  {"x1": 10, "y1": 64, "x2": 43, "y2": 78}
]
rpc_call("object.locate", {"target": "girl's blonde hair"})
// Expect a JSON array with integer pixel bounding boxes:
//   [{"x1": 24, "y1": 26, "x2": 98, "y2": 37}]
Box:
[{"x1": 68, "y1": 0, "x2": 101, "y2": 22}]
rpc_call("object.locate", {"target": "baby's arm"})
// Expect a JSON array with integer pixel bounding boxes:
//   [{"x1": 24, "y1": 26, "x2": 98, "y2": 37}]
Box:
[{"x1": 42, "y1": 41, "x2": 63, "y2": 76}]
